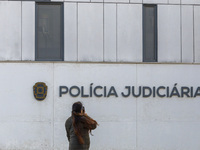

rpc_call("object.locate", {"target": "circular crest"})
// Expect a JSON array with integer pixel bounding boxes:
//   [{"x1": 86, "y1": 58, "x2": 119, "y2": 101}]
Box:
[{"x1": 33, "y1": 82, "x2": 48, "y2": 101}]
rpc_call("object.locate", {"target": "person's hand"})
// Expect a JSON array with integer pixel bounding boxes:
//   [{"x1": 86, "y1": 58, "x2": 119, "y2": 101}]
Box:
[{"x1": 83, "y1": 112, "x2": 88, "y2": 116}]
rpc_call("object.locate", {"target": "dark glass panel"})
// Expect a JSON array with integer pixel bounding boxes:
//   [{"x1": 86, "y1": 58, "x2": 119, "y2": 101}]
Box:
[
  {"x1": 36, "y1": 3, "x2": 63, "y2": 61},
  {"x1": 143, "y1": 5, "x2": 157, "y2": 62}
]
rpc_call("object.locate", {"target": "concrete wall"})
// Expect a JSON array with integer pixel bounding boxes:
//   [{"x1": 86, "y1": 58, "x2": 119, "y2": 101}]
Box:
[
  {"x1": 0, "y1": 1, "x2": 199, "y2": 63},
  {"x1": 0, "y1": 63, "x2": 200, "y2": 149},
  {"x1": 0, "y1": 1, "x2": 21, "y2": 60},
  {"x1": 1, "y1": 0, "x2": 200, "y2": 149}
]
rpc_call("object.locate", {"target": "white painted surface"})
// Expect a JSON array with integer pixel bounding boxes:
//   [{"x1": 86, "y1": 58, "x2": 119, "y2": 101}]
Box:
[
  {"x1": 91, "y1": 122, "x2": 136, "y2": 150},
  {"x1": 0, "y1": 1, "x2": 21, "y2": 61},
  {"x1": 64, "y1": 0, "x2": 90, "y2": 2},
  {"x1": 117, "y1": 4, "x2": 142, "y2": 62},
  {"x1": 143, "y1": 0, "x2": 168, "y2": 4},
  {"x1": 182, "y1": 0, "x2": 200, "y2": 4},
  {"x1": 54, "y1": 63, "x2": 137, "y2": 122},
  {"x1": 158, "y1": 5, "x2": 181, "y2": 62},
  {"x1": 137, "y1": 64, "x2": 200, "y2": 150},
  {"x1": 194, "y1": 6, "x2": 200, "y2": 63},
  {"x1": 22, "y1": 2, "x2": 35, "y2": 61},
  {"x1": 0, "y1": 63, "x2": 200, "y2": 149},
  {"x1": 103, "y1": 0, "x2": 129, "y2": 2},
  {"x1": 137, "y1": 65, "x2": 200, "y2": 150},
  {"x1": 0, "y1": 63, "x2": 53, "y2": 149},
  {"x1": 51, "y1": 0, "x2": 64, "y2": 1},
  {"x1": 0, "y1": 2, "x2": 197, "y2": 63},
  {"x1": 137, "y1": 64, "x2": 200, "y2": 122},
  {"x1": 138, "y1": 121, "x2": 200, "y2": 150},
  {"x1": 168, "y1": 0, "x2": 180, "y2": 4},
  {"x1": 64, "y1": 3, "x2": 77, "y2": 61},
  {"x1": 181, "y1": 5, "x2": 194, "y2": 63},
  {"x1": 0, "y1": 122, "x2": 53, "y2": 149},
  {"x1": 104, "y1": 4, "x2": 117, "y2": 62},
  {"x1": 104, "y1": 0, "x2": 130, "y2": 2},
  {"x1": 104, "y1": 0, "x2": 118, "y2": 2},
  {"x1": 0, "y1": 63, "x2": 53, "y2": 122},
  {"x1": 54, "y1": 122, "x2": 68, "y2": 149},
  {"x1": 116, "y1": 0, "x2": 129, "y2": 2},
  {"x1": 78, "y1": 3, "x2": 103, "y2": 62},
  {"x1": 91, "y1": 0, "x2": 103, "y2": 2},
  {"x1": 130, "y1": 0, "x2": 142, "y2": 3}
]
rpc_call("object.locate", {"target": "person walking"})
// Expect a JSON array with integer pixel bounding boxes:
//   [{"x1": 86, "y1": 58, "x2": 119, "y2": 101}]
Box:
[{"x1": 65, "y1": 101, "x2": 98, "y2": 150}]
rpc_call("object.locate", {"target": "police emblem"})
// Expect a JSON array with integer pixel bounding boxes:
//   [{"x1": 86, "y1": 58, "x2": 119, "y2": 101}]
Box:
[{"x1": 33, "y1": 82, "x2": 48, "y2": 101}]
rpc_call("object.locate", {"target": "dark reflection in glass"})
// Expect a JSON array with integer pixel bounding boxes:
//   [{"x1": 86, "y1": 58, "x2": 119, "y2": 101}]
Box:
[
  {"x1": 36, "y1": 3, "x2": 63, "y2": 61},
  {"x1": 143, "y1": 5, "x2": 157, "y2": 62}
]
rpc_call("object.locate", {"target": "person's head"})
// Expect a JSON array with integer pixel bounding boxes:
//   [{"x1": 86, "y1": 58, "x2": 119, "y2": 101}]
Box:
[{"x1": 72, "y1": 101, "x2": 83, "y2": 113}]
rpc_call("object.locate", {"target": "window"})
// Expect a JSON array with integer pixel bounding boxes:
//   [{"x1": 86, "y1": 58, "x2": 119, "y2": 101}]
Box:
[
  {"x1": 143, "y1": 4, "x2": 157, "y2": 62},
  {"x1": 36, "y1": 3, "x2": 64, "y2": 61}
]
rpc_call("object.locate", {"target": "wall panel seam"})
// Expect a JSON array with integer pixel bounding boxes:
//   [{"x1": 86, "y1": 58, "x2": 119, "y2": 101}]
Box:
[
  {"x1": 21, "y1": 1, "x2": 22, "y2": 61},
  {"x1": 193, "y1": 5, "x2": 195, "y2": 62},
  {"x1": 116, "y1": 4, "x2": 118, "y2": 62},
  {"x1": 76, "y1": 2, "x2": 78, "y2": 61},
  {"x1": 103, "y1": 2, "x2": 105, "y2": 62},
  {"x1": 77, "y1": 3, "x2": 79, "y2": 61},
  {"x1": 53, "y1": 63, "x2": 55, "y2": 149},
  {"x1": 136, "y1": 64, "x2": 138, "y2": 149},
  {"x1": 180, "y1": 5, "x2": 182, "y2": 62}
]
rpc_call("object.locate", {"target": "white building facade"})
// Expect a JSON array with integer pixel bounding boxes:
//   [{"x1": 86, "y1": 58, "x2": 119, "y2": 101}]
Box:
[{"x1": 1, "y1": 0, "x2": 200, "y2": 149}]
